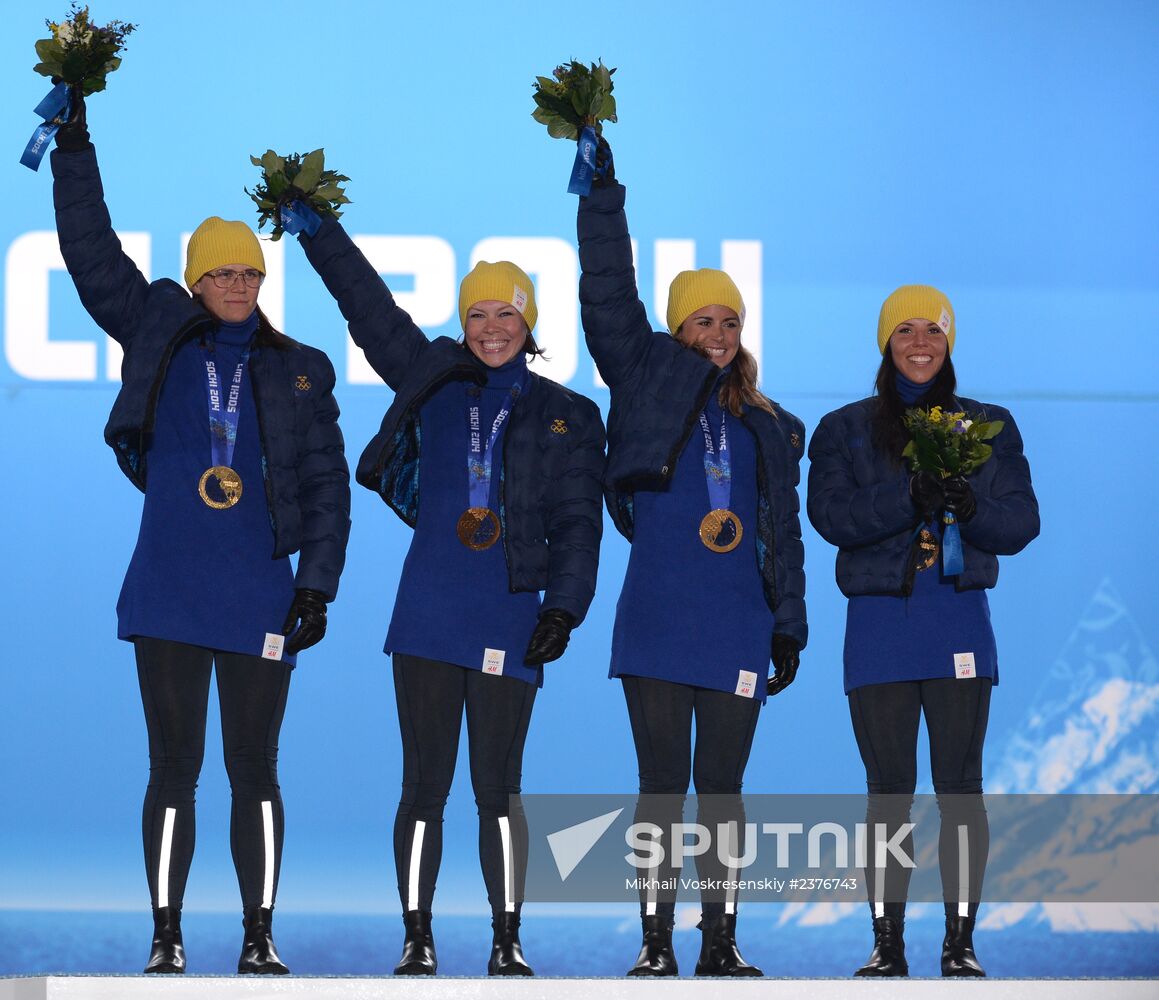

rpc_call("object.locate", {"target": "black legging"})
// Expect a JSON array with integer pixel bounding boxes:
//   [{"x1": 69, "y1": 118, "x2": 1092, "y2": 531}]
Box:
[
  {"x1": 847, "y1": 676, "x2": 991, "y2": 921},
  {"x1": 392, "y1": 653, "x2": 537, "y2": 916},
  {"x1": 135, "y1": 637, "x2": 291, "y2": 911},
  {"x1": 621, "y1": 675, "x2": 761, "y2": 919}
]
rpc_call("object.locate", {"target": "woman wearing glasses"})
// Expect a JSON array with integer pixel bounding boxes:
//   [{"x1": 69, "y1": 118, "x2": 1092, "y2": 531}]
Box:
[{"x1": 48, "y1": 96, "x2": 351, "y2": 975}]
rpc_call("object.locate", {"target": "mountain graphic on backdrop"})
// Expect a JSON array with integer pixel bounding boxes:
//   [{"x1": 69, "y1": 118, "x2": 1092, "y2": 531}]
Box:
[{"x1": 781, "y1": 577, "x2": 1159, "y2": 932}]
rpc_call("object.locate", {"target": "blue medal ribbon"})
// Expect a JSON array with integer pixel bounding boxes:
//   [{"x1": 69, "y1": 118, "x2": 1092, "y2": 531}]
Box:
[
  {"x1": 20, "y1": 82, "x2": 70, "y2": 172},
  {"x1": 203, "y1": 344, "x2": 251, "y2": 472},
  {"x1": 567, "y1": 125, "x2": 599, "y2": 196},
  {"x1": 467, "y1": 373, "x2": 527, "y2": 510},
  {"x1": 279, "y1": 199, "x2": 321, "y2": 238},
  {"x1": 699, "y1": 409, "x2": 732, "y2": 512},
  {"x1": 941, "y1": 510, "x2": 964, "y2": 575}
]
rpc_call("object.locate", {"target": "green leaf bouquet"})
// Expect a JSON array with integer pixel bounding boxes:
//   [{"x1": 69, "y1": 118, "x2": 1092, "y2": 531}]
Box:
[
  {"x1": 531, "y1": 59, "x2": 617, "y2": 140},
  {"x1": 246, "y1": 149, "x2": 350, "y2": 241},
  {"x1": 902, "y1": 405, "x2": 1004, "y2": 478},
  {"x1": 33, "y1": 3, "x2": 136, "y2": 96}
]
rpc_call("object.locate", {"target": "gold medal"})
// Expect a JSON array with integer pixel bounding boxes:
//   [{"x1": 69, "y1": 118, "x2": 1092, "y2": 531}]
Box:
[
  {"x1": 198, "y1": 465, "x2": 243, "y2": 509},
  {"x1": 699, "y1": 509, "x2": 743, "y2": 553},
  {"x1": 456, "y1": 506, "x2": 501, "y2": 551},
  {"x1": 914, "y1": 527, "x2": 939, "y2": 571}
]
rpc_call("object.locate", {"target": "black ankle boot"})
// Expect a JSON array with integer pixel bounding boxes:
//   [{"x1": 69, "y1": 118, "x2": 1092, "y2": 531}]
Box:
[
  {"x1": 627, "y1": 915, "x2": 678, "y2": 976},
  {"x1": 942, "y1": 915, "x2": 986, "y2": 976},
  {"x1": 394, "y1": 910, "x2": 437, "y2": 975},
  {"x1": 694, "y1": 913, "x2": 763, "y2": 977},
  {"x1": 487, "y1": 912, "x2": 534, "y2": 976},
  {"x1": 237, "y1": 905, "x2": 290, "y2": 975},
  {"x1": 143, "y1": 906, "x2": 185, "y2": 974},
  {"x1": 854, "y1": 915, "x2": 908, "y2": 977}
]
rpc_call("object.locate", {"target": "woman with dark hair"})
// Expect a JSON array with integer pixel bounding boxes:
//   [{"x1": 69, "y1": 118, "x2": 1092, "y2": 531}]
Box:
[
  {"x1": 48, "y1": 96, "x2": 351, "y2": 975},
  {"x1": 808, "y1": 285, "x2": 1039, "y2": 978},
  {"x1": 575, "y1": 141, "x2": 808, "y2": 977},
  {"x1": 293, "y1": 205, "x2": 605, "y2": 976}
]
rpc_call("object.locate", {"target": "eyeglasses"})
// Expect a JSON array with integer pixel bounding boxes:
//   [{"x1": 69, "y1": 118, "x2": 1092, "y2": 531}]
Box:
[{"x1": 205, "y1": 268, "x2": 264, "y2": 289}]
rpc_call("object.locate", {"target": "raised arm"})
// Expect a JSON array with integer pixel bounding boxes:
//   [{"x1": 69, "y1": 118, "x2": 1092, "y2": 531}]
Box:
[
  {"x1": 298, "y1": 214, "x2": 430, "y2": 391},
  {"x1": 50, "y1": 100, "x2": 152, "y2": 348},
  {"x1": 577, "y1": 178, "x2": 656, "y2": 387}
]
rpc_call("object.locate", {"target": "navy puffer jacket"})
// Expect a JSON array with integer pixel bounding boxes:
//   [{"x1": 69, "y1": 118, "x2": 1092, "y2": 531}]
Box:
[
  {"x1": 51, "y1": 144, "x2": 351, "y2": 599},
  {"x1": 577, "y1": 182, "x2": 808, "y2": 648},
  {"x1": 808, "y1": 396, "x2": 1039, "y2": 596},
  {"x1": 299, "y1": 217, "x2": 605, "y2": 625}
]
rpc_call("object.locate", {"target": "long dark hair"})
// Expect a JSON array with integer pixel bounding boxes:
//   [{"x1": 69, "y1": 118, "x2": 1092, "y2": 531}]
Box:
[
  {"x1": 871, "y1": 350, "x2": 957, "y2": 463},
  {"x1": 254, "y1": 305, "x2": 295, "y2": 350}
]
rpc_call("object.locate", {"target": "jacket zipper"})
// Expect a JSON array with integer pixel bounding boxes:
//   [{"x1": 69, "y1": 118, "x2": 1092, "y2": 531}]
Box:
[
  {"x1": 499, "y1": 375, "x2": 535, "y2": 594},
  {"x1": 658, "y1": 365, "x2": 720, "y2": 484},
  {"x1": 247, "y1": 356, "x2": 279, "y2": 555},
  {"x1": 747, "y1": 414, "x2": 777, "y2": 606},
  {"x1": 138, "y1": 315, "x2": 213, "y2": 486},
  {"x1": 374, "y1": 360, "x2": 484, "y2": 485}
]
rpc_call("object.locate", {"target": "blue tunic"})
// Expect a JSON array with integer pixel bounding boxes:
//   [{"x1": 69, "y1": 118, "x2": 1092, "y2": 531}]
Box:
[
  {"x1": 385, "y1": 356, "x2": 543, "y2": 686},
  {"x1": 842, "y1": 372, "x2": 997, "y2": 693},
  {"x1": 843, "y1": 520, "x2": 998, "y2": 693},
  {"x1": 610, "y1": 392, "x2": 774, "y2": 702},
  {"x1": 117, "y1": 314, "x2": 297, "y2": 663}
]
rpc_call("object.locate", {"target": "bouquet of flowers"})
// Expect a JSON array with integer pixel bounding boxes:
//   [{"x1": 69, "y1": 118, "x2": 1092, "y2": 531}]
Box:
[
  {"x1": 33, "y1": 3, "x2": 136, "y2": 96},
  {"x1": 902, "y1": 406, "x2": 1004, "y2": 478},
  {"x1": 22, "y1": 4, "x2": 135, "y2": 171},
  {"x1": 246, "y1": 149, "x2": 350, "y2": 241},
  {"x1": 531, "y1": 59, "x2": 617, "y2": 140},
  {"x1": 902, "y1": 405, "x2": 1003, "y2": 574},
  {"x1": 532, "y1": 59, "x2": 616, "y2": 195}
]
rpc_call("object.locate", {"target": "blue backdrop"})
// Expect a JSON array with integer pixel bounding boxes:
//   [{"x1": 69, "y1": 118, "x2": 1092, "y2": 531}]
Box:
[{"x1": 1, "y1": 0, "x2": 1156, "y2": 971}]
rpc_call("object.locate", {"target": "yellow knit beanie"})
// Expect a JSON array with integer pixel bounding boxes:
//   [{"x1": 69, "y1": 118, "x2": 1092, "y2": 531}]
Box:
[
  {"x1": 184, "y1": 217, "x2": 266, "y2": 290},
  {"x1": 458, "y1": 261, "x2": 538, "y2": 333},
  {"x1": 666, "y1": 269, "x2": 745, "y2": 335},
  {"x1": 877, "y1": 285, "x2": 955, "y2": 354}
]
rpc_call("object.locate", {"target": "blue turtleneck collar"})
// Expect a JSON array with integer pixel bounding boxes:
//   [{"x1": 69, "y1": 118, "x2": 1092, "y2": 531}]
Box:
[
  {"x1": 896, "y1": 372, "x2": 932, "y2": 405},
  {"x1": 213, "y1": 311, "x2": 259, "y2": 347},
  {"x1": 483, "y1": 353, "x2": 529, "y2": 388}
]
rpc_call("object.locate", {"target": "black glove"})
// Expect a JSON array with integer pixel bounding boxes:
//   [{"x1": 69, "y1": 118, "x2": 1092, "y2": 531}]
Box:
[
  {"x1": 282, "y1": 588, "x2": 328, "y2": 654},
  {"x1": 942, "y1": 475, "x2": 977, "y2": 523},
  {"x1": 909, "y1": 471, "x2": 945, "y2": 522},
  {"x1": 523, "y1": 608, "x2": 577, "y2": 665},
  {"x1": 54, "y1": 86, "x2": 90, "y2": 153},
  {"x1": 593, "y1": 134, "x2": 615, "y2": 184},
  {"x1": 767, "y1": 634, "x2": 801, "y2": 697}
]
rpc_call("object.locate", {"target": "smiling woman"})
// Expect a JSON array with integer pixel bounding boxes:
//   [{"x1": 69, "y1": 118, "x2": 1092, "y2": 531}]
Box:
[
  {"x1": 574, "y1": 135, "x2": 808, "y2": 978},
  {"x1": 807, "y1": 284, "x2": 1039, "y2": 980},
  {"x1": 463, "y1": 300, "x2": 535, "y2": 367},
  {"x1": 292, "y1": 196, "x2": 605, "y2": 977}
]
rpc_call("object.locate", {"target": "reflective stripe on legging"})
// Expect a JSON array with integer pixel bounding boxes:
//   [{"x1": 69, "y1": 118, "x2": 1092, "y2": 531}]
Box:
[
  {"x1": 261, "y1": 800, "x2": 275, "y2": 909},
  {"x1": 958, "y1": 825, "x2": 970, "y2": 918},
  {"x1": 157, "y1": 807, "x2": 176, "y2": 909},
  {"x1": 407, "y1": 820, "x2": 427, "y2": 913},
  {"x1": 498, "y1": 816, "x2": 514, "y2": 913}
]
